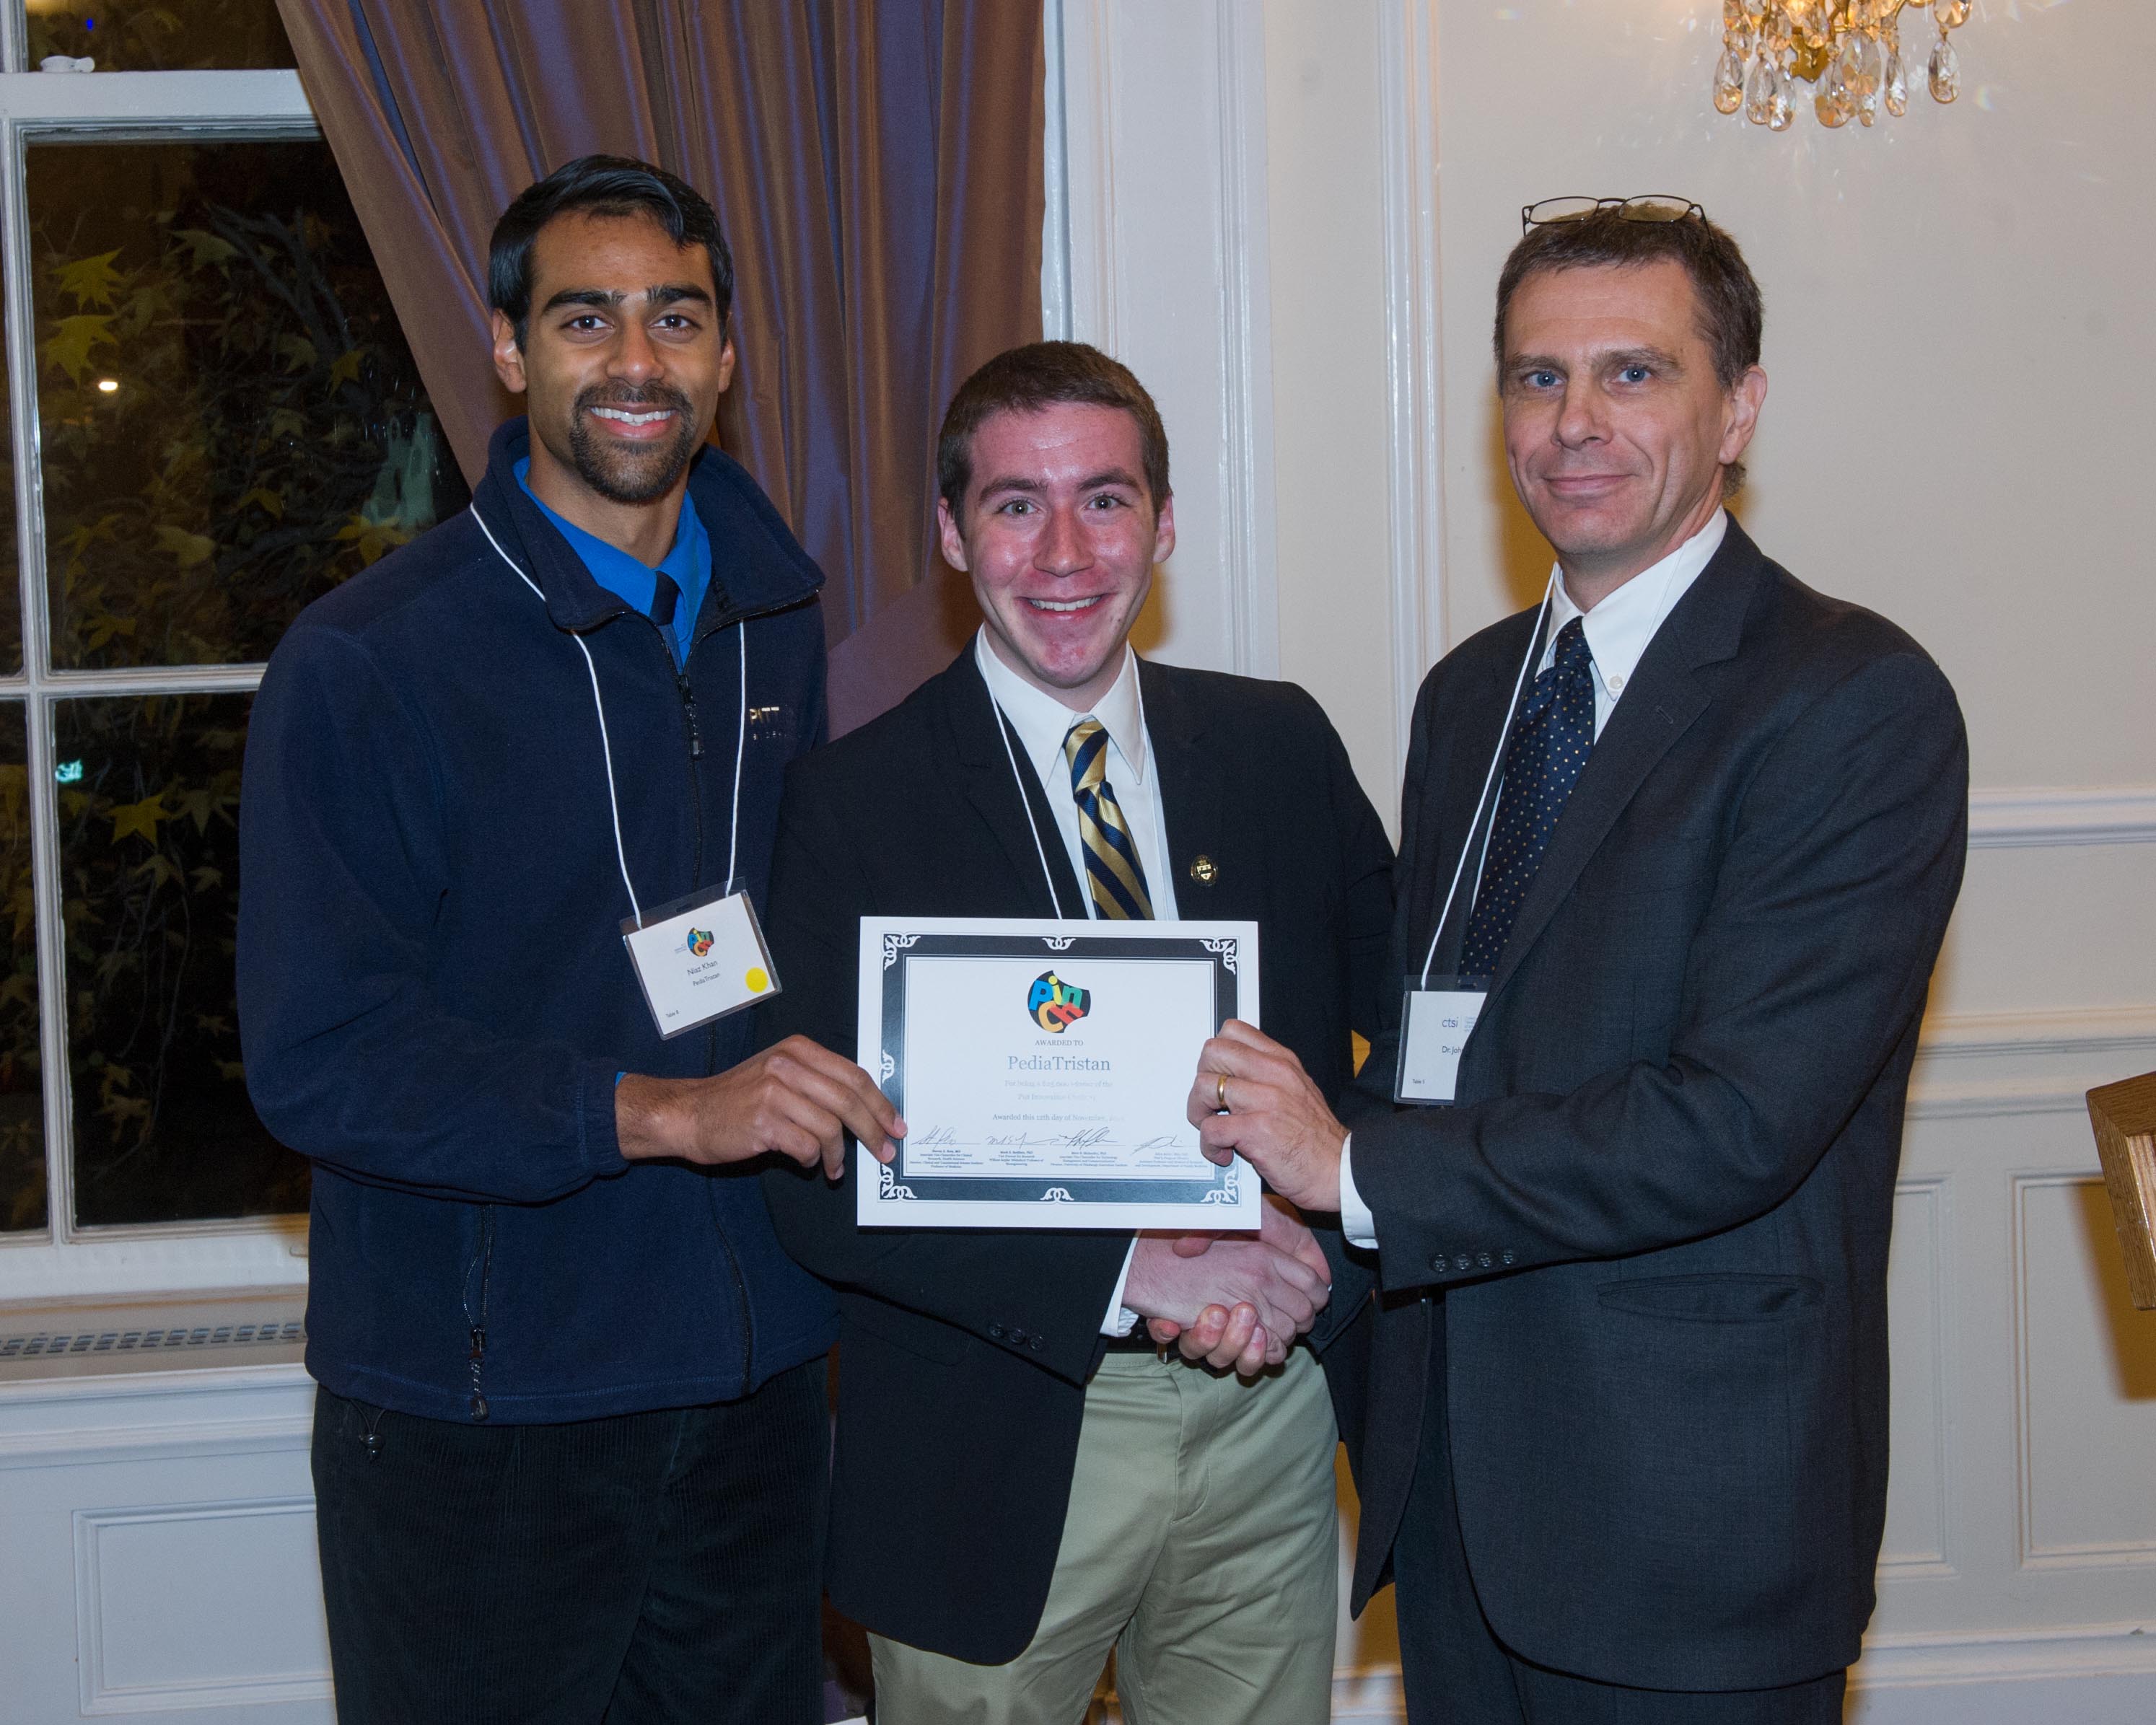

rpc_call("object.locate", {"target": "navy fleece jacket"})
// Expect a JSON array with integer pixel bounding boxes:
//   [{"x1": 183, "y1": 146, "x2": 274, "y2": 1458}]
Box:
[{"x1": 237, "y1": 418, "x2": 836, "y2": 1423}]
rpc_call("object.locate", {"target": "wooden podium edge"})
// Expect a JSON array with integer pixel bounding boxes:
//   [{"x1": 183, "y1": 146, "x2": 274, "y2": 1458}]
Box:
[{"x1": 2086, "y1": 1070, "x2": 2156, "y2": 1311}]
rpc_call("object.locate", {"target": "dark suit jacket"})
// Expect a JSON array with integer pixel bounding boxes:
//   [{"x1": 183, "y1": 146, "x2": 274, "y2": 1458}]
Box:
[
  {"x1": 1343, "y1": 521, "x2": 1967, "y2": 1691},
  {"x1": 759, "y1": 647, "x2": 1393, "y2": 1663}
]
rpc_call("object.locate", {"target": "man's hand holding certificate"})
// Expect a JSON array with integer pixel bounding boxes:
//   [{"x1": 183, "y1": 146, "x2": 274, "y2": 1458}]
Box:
[{"x1": 1188, "y1": 1017, "x2": 1349, "y2": 1213}]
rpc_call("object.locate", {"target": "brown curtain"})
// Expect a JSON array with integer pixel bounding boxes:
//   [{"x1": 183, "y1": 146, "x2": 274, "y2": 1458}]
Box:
[{"x1": 273, "y1": 0, "x2": 1042, "y2": 731}]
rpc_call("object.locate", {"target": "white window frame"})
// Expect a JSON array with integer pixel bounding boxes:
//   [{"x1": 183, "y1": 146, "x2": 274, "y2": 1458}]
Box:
[{"x1": 0, "y1": 24, "x2": 318, "y2": 1302}]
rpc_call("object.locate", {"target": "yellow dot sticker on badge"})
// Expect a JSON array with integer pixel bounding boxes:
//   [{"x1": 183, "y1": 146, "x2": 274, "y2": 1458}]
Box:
[{"x1": 745, "y1": 966, "x2": 771, "y2": 993}]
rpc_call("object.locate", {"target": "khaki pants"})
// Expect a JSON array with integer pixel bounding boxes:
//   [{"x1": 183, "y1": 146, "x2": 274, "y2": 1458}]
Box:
[{"x1": 872, "y1": 1344, "x2": 1339, "y2": 1725}]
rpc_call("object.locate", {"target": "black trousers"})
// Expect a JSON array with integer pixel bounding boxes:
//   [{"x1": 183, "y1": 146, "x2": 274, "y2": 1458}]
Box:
[
  {"x1": 312, "y1": 1359, "x2": 829, "y2": 1725},
  {"x1": 1393, "y1": 1312, "x2": 1844, "y2": 1725}
]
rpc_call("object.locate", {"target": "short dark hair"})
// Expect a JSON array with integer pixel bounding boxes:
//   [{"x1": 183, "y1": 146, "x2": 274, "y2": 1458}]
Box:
[
  {"x1": 1494, "y1": 207, "x2": 1763, "y2": 493},
  {"x1": 1494, "y1": 206, "x2": 1762, "y2": 388},
  {"x1": 488, "y1": 154, "x2": 734, "y2": 348},
  {"x1": 937, "y1": 341, "x2": 1170, "y2": 517}
]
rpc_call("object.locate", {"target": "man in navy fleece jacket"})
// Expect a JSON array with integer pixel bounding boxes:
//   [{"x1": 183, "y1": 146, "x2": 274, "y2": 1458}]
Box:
[{"x1": 237, "y1": 157, "x2": 898, "y2": 1725}]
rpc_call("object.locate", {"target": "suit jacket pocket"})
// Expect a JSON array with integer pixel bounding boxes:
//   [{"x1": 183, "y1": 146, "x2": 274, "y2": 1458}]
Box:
[
  {"x1": 1597, "y1": 1273, "x2": 1822, "y2": 1323},
  {"x1": 841, "y1": 1295, "x2": 968, "y2": 1366}
]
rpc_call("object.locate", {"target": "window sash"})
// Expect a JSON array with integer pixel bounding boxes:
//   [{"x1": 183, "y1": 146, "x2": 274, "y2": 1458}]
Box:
[{"x1": 0, "y1": 57, "x2": 319, "y2": 1294}]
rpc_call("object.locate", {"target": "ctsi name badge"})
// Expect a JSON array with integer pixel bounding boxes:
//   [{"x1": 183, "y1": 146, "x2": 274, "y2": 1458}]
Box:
[
  {"x1": 622, "y1": 885, "x2": 780, "y2": 1039},
  {"x1": 1394, "y1": 977, "x2": 1486, "y2": 1105},
  {"x1": 857, "y1": 916, "x2": 1262, "y2": 1230}
]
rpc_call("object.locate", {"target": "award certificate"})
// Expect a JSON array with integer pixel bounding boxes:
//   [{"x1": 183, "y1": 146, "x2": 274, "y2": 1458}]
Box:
[{"x1": 856, "y1": 916, "x2": 1261, "y2": 1229}]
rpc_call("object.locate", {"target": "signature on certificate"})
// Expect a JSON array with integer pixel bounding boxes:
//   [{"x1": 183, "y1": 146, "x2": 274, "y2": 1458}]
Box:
[{"x1": 914, "y1": 1126, "x2": 1191, "y2": 1151}]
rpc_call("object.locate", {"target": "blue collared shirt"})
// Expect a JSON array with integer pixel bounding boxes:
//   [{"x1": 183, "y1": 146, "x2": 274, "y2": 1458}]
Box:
[{"x1": 515, "y1": 457, "x2": 712, "y2": 670}]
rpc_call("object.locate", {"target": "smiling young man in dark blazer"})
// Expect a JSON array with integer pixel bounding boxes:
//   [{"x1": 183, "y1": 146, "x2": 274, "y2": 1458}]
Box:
[
  {"x1": 1189, "y1": 206, "x2": 1968, "y2": 1723},
  {"x1": 759, "y1": 342, "x2": 1392, "y2": 1724}
]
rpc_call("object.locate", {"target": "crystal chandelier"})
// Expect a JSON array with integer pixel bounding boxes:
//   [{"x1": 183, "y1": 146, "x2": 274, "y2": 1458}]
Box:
[{"x1": 1714, "y1": 1, "x2": 1972, "y2": 131}]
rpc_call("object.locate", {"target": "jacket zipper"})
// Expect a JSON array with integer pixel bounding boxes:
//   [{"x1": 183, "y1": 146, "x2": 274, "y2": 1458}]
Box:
[
  {"x1": 675, "y1": 667, "x2": 704, "y2": 762},
  {"x1": 465, "y1": 1205, "x2": 494, "y2": 1422},
  {"x1": 669, "y1": 614, "x2": 756, "y2": 1389},
  {"x1": 450, "y1": 542, "x2": 807, "y2": 1413}
]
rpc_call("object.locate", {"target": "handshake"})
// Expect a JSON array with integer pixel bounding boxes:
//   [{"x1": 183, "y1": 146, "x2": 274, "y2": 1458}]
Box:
[{"x1": 1123, "y1": 1194, "x2": 1333, "y2": 1378}]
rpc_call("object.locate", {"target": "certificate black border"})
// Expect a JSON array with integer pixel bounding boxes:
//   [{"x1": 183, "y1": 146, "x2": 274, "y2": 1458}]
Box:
[{"x1": 875, "y1": 931, "x2": 1243, "y2": 1211}]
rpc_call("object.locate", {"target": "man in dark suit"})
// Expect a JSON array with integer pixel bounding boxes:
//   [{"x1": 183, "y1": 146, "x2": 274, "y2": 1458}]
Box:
[
  {"x1": 1188, "y1": 205, "x2": 1967, "y2": 1721},
  {"x1": 760, "y1": 341, "x2": 1392, "y2": 1724}
]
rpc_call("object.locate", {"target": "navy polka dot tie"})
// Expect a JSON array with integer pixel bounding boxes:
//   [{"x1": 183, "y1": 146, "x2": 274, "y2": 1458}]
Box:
[{"x1": 1459, "y1": 617, "x2": 1595, "y2": 979}]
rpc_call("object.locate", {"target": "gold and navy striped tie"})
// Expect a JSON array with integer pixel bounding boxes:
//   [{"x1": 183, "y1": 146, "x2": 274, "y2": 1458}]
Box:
[{"x1": 1063, "y1": 719, "x2": 1154, "y2": 921}]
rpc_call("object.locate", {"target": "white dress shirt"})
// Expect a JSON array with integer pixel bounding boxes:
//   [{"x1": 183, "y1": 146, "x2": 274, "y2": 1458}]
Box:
[
  {"x1": 974, "y1": 631, "x2": 1177, "y2": 1330},
  {"x1": 1337, "y1": 511, "x2": 1728, "y2": 1250}
]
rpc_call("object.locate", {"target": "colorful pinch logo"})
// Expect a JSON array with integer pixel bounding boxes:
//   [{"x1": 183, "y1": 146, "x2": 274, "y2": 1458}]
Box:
[
  {"x1": 1028, "y1": 971, "x2": 1091, "y2": 1034},
  {"x1": 686, "y1": 928, "x2": 715, "y2": 957}
]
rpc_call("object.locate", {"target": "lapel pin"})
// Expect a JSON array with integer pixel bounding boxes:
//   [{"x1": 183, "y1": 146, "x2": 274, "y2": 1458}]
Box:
[{"x1": 1188, "y1": 855, "x2": 1218, "y2": 886}]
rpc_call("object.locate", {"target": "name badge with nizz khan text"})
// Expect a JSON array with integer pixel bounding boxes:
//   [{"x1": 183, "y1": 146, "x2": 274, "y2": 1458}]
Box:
[{"x1": 621, "y1": 885, "x2": 781, "y2": 1039}]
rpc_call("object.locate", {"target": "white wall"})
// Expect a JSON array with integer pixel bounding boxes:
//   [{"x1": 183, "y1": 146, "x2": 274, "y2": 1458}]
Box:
[{"x1": 1069, "y1": 0, "x2": 2156, "y2": 1716}]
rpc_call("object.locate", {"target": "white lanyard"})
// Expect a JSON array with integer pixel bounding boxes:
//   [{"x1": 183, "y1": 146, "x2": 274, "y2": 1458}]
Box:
[
  {"x1": 1395, "y1": 570, "x2": 1558, "y2": 1105},
  {"x1": 1415, "y1": 568, "x2": 1557, "y2": 988},
  {"x1": 471, "y1": 505, "x2": 748, "y2": 928},
  {"x1": 991, "y1": 698, "x2": 1069, "y2": 920}
]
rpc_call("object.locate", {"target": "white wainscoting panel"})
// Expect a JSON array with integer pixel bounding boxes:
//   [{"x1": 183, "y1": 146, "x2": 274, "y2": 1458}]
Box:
[
  {"x1": 2015, "y1": 1175, "x2": 2156, "y2": 1570},
  {"x1": 0, "y1": 1359, "x2": 330, "y2": 1725},
  {"x1": 74, "y1": 1498, "x2": 330, "y2": 1713}
]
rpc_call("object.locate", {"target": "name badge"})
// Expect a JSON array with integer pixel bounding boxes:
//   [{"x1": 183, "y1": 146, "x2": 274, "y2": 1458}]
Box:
[
  {"x1": 1394, "y1": 975, "x2": 1486, "y2": 1105},
  {"x1": 621, "y1": 886, "x2": 781, "y2": 1039}
]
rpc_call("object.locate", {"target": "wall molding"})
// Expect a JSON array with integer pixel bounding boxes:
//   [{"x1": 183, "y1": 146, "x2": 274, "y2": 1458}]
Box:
[
  {"x1": 1211, "y1": 2, "x2": 1280, "y2": 680},
  {"x1": 1056, "y1": 0, "x2": 1118, "y2": 359},
  {"x1": 1906, "y1": 1006, "x2": 2156, "y2": 1122},
  {"x1": 1376, "y1": 0, "x2": 1445, "y2": 778},
  {"x1": 0, "y1": 1412, "x2": 311, "y2": 1472},
  {"x1": 1327, "y1": 1667, "x2": 1406, "y2": 1720},
  {"x1": 1039, "y1": 0, "x2": 1072, "y2": 342},
  {"x1": 1279, "y1": 1628, "x2": 2156, "y2": 1719},
  {"x1": 73, "y1": 1497, "x2": 331, "y2": 1714},
  {"x1": 0, "y1": 1359, "x2": 312, "y2": 1470},
  {"x1": 1056, "y1": 0, "x2": 1279, "y2": 679},
  {"x1": 1906, "y1": 1084, "x2": 2098, "y2": 1123},
  {"x1": 1968, "y1": 786, "x2": 2156, "y2": 849},
  {"x1": 1915, "y1": 1008, "x2": 2156, "y2": 1064},
  {"x1": 1852, "y1": 1621, "x2": 2156, "y2": 1687},
  {"x1": 1876, "y1": 1175, "x2": 1955, "y2": 1578}
]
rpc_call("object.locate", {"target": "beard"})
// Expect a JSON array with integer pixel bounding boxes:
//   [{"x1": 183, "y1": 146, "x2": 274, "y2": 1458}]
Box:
[{"x1": 564, "y1": 382, "x2": 704, "y2": 505}]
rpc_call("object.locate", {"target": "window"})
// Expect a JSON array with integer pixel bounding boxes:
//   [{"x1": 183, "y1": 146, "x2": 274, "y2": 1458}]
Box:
[
  {"x1": 25, "y1": 1, "x2": 294, "y2": 71},
  {"x1": 0, "y1": 5, "x2": 467, "y2": 1299}
]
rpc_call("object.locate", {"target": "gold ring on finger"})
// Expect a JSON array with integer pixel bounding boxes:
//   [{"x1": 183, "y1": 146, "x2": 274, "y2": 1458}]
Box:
[{"x1": 1216, "y1": 1072, "x2": 1230, "y2": 1112}]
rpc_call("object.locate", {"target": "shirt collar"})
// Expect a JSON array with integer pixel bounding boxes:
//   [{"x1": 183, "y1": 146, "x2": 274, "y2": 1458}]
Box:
[
  {"x1": 973, "y1": 629, "x2": 1151, "y2": 794},
  {"x1": 1546, "y1": 508, "x2": 1727, "y2": 698},
  {"x1": 514, "y1": 456, "x2": 708, "y2": 624}
]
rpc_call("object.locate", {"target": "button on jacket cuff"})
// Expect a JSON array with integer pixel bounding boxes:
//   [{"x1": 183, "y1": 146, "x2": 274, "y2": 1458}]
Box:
[
  {"x1": 1338, "y1": 1134, "x2": 1380, "y2": 1250},
  {"x1": 1349, "y1": 1107, "x2": 1523, "y2": 1294}
]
